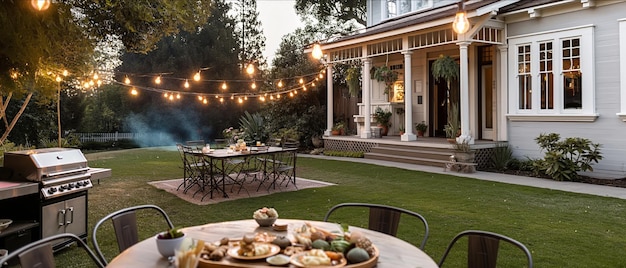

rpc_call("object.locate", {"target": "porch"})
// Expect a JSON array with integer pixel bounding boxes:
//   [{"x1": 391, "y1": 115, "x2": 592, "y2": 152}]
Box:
[{"x1": 323, "y1": 135, "x2": 501, "y2": 170}]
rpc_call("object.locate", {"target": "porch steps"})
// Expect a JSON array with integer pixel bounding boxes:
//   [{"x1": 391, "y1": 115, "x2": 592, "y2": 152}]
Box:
[{"x1": 365, "y1": 143, "x2": 454, "y2": 167}]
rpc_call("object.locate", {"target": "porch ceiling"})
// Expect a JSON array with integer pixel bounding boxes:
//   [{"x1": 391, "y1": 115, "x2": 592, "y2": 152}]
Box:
[{"x1": 318, "y1": 0, "x2": 511, "y2": 64}]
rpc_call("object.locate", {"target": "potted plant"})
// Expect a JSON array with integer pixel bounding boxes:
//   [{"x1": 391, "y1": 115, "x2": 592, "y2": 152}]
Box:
[
  {"x1": 452, "y1": 139, "x2": 476, "y2": 165},
  {"x1": 371, "y1": 65, "x2": 399, "y2": 95},
  {"x1": 415, "y1": 121, "x2": 428, "y2": 137},
  {"x1": 156, "y1": 227, "x2": 186, "y2": 258},
  {"x1": 331, "y1": 122, "x2": 345, "y2": 135},
  {"x1": 373, "y1": 107, "x2": 392, "y2": 136},
  {"x1": 398, "y1": 126, "x2": 405, "y2": 135},
  {"x1": 345, "y1": 66, "x2": 361, "y2": 97},
  {"x1": 432, "y1": 54, "x2": 459, "y2": 93}
]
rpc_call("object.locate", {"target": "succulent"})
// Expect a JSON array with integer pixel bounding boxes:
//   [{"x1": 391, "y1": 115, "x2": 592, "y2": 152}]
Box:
[{"x1": 157, "y1": 227, "x2": 184, "y2": 239}]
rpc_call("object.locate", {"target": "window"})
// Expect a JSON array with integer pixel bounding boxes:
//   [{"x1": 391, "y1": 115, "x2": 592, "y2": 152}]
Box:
[
  {"x1": 508, "y1": 26, "x2": 596, "y2": 121},
  {"x1": 385, "y1": 0, "x2": 434, "y2": 19}
]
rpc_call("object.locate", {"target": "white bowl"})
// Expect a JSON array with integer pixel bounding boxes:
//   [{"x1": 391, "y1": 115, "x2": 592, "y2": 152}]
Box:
[
  {"x1": 155, "y1": 233, "x2": 186, "y2": 258},
  {"x1": 0, "y1": 219, "x2": 12, "y2": 233},
  {"x1": 266, "y1": 254, "x2": 290, "y2": 266},
  {"x1": 254, "y1": 217, "x2": 277, "y2": 227}
]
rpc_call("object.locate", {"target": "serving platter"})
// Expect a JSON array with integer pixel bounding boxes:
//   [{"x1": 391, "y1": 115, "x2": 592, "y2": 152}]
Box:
[
  {"x1": 289, "y1": 252, "x2": 347, "y2": 268},
  {"x1": 226, "y1": 243, "x2": 280, "y2": 260}
]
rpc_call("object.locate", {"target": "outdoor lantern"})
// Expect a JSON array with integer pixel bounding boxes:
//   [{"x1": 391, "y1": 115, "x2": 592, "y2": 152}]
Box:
[
  {"x1": 312, "y1": 43, "x2": 323, "y2": 60},
  {"x1": 31, "y1": 0, "x2": 50, "y2": 11},
  {"x1": 452, "y1": 2, "x2": 470, "y2": 34}
]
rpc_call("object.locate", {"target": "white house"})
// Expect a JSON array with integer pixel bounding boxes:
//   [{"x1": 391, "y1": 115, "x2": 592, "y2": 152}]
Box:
[{"x1": 313, "y1": 0, "x2": 626, "y2": 178}]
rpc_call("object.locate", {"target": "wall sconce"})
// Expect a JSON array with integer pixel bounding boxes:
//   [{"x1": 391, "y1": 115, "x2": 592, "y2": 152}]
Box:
[
  {"x1": 31, "y1": 0, "x2": 50, "y2": 11},
  {"x1": 452, "y1": 1, "x2": 470, "y2": 34}
]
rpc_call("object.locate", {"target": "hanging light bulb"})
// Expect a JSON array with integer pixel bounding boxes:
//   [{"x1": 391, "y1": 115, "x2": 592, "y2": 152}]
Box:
[
  {"x1": 221, "y1": 82, "x2": 227, "y2": 90},
  {"x1": 251, "y1": 82, "x2": 257, "y2": 89},
  {"x1": 452, "y1": 1, "x2": 470, "y2": 34},
  {"x1": 277, "y1": 80, "x2": 283, "y2": 88},
  {"x1": 311, "y1": 82, "x2": 316, "y2": 87},
  {"x1": 155, "y1": 76, "x2": 161, "y2": 84},
  {"x1": 246, "y1": 63, "x2": 255, "y2": 76},
  {"x1": 62, "y1": 70, "x2": 68, "y2": 76},
  {"x1": 203, "y1": 98, "x2": 208, "y2": 104},
  {"x1": 302, "y1": 85, "x2": 307, "y2": 91},
  {"x1": 219, "y1": 97, "x2": 224, "y2": 103},
  {"x1": 168, "y1": 95, "x2": 174, "y2": 101},
  {"x1": 130, "y1": 88, "x2": 138, "y2": 96},
  {"x1": 184, "y1": 80, "x2": 190, "y2": 88},
  {"x1": 93, "y1": 73, "x2": 99, "y2": 80},
  {"x1": 215, "y1": 95, "x2": 219, "y2": 98},
  {"x1": 299, "y1": 78, "x2": 304, "y2": 84},
  {"x1": 193, "y1": 71, "x2": 201, "y2": 81},
  {"x1": 31, "y1": 0, "x2": 50, "y2": 11},
  {"x1": 83, "y1": 82, "x2": 90, "y2": 88},
  {"x1": 294, "y1": 90, "x2": 298, "y2": 95},
  {"x1": 89, "y1": 80, "x2": 95, "y2": 86},
  {"x1": 289, "y1": 92, "x2": 294, "y2": 97},
  {"x1": 260, "y1": 96, "x2": 266, "y2": 102},
  {"x1": 238, "y1": 97, "x2": 243, "y2": 104},
  {"x1": 276, "y1": 94, "x2": 281, "y2": 99},
  {"x1": 198, "y1": 96, "x2": 203, "y2": 101},
  {"x1": 230, "y1": 95, "x2": 234, "y2": 100},
  {"x1": 312, "y1": 43, "x2": 323, "y2": 60},
  {"x1": 124, "y1": 76, "x2": 131, "y2": 85},
  {"x1": 176, "y1": 93, "x2": 181, "y2": 99},
  {"x1": 244, "y1": 96, "x2": 248, "y2": 100},
  {"x1": 319, "y1": 73, "x2": 324, "y2": 79},
  {"x1": 97, "y1": 80, "x2": 102, "y2": 87},
  {"x1": 270, "y1": 95, "x2": 274, "y2": 100},
  {"x1": 164, "y1": 93, "x2": 169, "y2": 98},
  {"x1": 55, "y1": 76, "x2": 61, "y2": 82}
]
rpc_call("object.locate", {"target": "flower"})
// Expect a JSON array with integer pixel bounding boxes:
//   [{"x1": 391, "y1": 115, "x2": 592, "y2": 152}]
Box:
[
  {"x1": 222, "y1": 127, "x2": 240, "y2": 143},
  {"x1": 253, "y1": 207, "x2": 278, "y2": 219}
]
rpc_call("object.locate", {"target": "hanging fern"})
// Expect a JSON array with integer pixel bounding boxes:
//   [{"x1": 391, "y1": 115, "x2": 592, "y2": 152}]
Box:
[
  {"x1": 432, "y1": 54, "x2": 459, "y2": 90},
  {"x1": 345, "y1": 66, "x2": 361, "y2": 97},
  {"x1": 371, "y1": 65, "x2": 398, "y2": 95}
]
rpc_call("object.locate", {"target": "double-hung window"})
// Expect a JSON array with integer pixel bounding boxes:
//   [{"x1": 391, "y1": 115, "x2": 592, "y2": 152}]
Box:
[{"x1": 508, "y1": 26, "x2": 596, "y2": 121}]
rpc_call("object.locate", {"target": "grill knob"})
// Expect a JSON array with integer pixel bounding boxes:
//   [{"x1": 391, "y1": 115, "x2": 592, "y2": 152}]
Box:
[
  {"x1": 47, "y1": 188, "x2": 56, "y2": 194},
  {"x1": 76, "y1": 181, "x2": 83, "y2": 187},
  {"x1": 68, "y1": 183, "x2": 75, "y2": 189}
]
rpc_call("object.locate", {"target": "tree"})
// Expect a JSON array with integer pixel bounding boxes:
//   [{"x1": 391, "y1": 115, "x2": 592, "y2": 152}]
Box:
[
  {"x1": 233, "y1": 0, "x2": 267, "y2": 69},
  {"x1": 295, "y1": 0, "x2": 366, "y2": 26},
  {"x1": 0, "y1": 0, "x2": 213, "y2": 145}
]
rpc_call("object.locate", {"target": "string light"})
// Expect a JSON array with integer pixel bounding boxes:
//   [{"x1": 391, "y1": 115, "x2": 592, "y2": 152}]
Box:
[
  {"x1": 251, "y1": 82, "x2": 257, "y2": 89},
  {"x1": 311, "y1": 43, "x2": 323, "y2": 60},
  {"x1": 155, "y1": 76, "x2": 161, "y2": 84},
  {"x1": 221, "y1": 82, "x2": 227, "y2": 91},
  {"x1": 168, "y1": 95, "x2": 174, "y2": 101},
  {"x1": 184, "y1": 80, "x2": 190, "y2": 88},
  {"x1": 31, "y1": 0, "x2": 50, "y2": 11},
  {"x1": 219, "y1": 97, "x2": 224, "y2": 103},
  {"x1": 55, "y1": 76, "x2": 61, "y2": 83},
  {"x1": 299, "y1": 78, "x2": 304, "y2": 84},
  {"x1": 124, "y1": 76, "x2": 131, "y2": 85},
  {"x1": 238, "y1": 97, "x2": 243, "y2": 104},
  {"x1": 130, "y1": 88, "x2": 138, "y2": 95},
  {"x1": 93, "y1": 73, "x2": 99, "y2": 80},
  {"x1": 246, "y1": 63, "x2": 255, "y2": 76},
  {"x1": 277, "y1": 80, "x2": 283, "y2": 88},
  {"x1": 197, "y1": 96, "x2": 203, "y2": 101},
  {"x1": 203, "y1": 98, "x2": 208, "y2": 104},
  {"x1": 193, "y1": 72, "x2": 201, "y2": 81},
  {"x1": 176, "y1": 93, "x2": 181, "y2": 99},
  {"x1": 62, "y1": 70, "x2": 68, "y2": 76}
]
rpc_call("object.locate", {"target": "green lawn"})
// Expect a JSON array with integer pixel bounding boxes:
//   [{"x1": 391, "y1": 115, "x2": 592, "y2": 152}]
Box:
[{"x1": 53, "y1": 148, "x2": 626, "y2": 267}]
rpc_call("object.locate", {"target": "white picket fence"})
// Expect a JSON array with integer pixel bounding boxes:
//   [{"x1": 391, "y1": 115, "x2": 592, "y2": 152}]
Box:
[{"x1": 74, "y1": 132, "x2": 147, "y2": 142}]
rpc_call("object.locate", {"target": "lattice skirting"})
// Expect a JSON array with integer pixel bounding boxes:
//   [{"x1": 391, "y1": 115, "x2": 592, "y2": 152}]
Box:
[{"x1": 323, "y1": 139, "x2": 379, "y2": 153}]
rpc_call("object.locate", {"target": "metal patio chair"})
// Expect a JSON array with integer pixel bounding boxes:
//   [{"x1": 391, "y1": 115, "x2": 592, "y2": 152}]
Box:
[
  {"x1": 92, "y1": 204, "x2": 174, "y2": 265},
  {"x1": 323, "y1": 202, "x2": 429, "y2": 249},
  {"x1": 0, "y1": 233, "x2": 105, "y2": 268},
  {"x1": 438, "y1": 230, "x2": 533, "y2": 268}
]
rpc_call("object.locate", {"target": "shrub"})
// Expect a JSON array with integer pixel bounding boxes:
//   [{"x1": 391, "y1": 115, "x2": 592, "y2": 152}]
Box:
[
  {"x1": 532, "y1": 133, "x2": 603, "y2": 181},
  {"x1": 323, "y1": 150, "x2": 365, "y2": 158},
  {"x1": 490, "y1": 142, "x2": 513, "y2": 171}
]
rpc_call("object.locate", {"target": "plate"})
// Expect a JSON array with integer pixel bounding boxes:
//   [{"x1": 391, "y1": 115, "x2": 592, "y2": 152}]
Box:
[
  {"x1": 227, "y1": 243, "x2": 280, "y2": 260},
  {"x1": 290, "y1": 252, "x2": 347, "y2": 268}
]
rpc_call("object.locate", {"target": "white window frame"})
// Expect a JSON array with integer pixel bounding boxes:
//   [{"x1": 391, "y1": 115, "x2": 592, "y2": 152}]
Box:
[
  {"x1": 507, "y1": 25, "x2": 598, "y2": 122},
  {"x1": 617, "y1": 18, "x2": 626, "y2": 121}
]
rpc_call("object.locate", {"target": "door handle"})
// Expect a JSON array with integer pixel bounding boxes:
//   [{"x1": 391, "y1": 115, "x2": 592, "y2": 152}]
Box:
[
  {"x1": 66, "y1": 206, "x2": 74, "y2": 224},
  {"x1": 58, "y1": 209, "x2": 66, "y2": 226}
]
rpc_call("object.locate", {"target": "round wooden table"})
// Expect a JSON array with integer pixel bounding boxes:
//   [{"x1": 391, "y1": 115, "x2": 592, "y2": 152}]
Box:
[{"x1": 107, "y1": 219, "x2": 438, "y2": 268}]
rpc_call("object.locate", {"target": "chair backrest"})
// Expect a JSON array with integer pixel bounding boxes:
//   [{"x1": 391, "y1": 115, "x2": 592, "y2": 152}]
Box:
[
  {"x1": 185, "y1": 140, "x2": 205, "y2": 149},
  {"x1": 323, "y1": 202, "x2": 429, "y2": 249},
  {"x1": 438, "y1": 230, "x2": 533, "y2": 268},
  {"x1": 92, "y1": 204, "x2": 174, "y2": 264},
  {"x1": 0, "y1": 233, "x2": 105, "y2": 268}
]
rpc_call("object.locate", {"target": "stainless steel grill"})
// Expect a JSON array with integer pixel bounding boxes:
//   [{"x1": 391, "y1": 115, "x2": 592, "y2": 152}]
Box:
[{"x1": 4, "y1": 148, "x2": 110, "y2": 199}]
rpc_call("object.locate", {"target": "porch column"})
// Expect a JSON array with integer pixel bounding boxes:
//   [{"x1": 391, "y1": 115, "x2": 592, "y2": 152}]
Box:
[
  {"x1": 457, "y1": 41, "x2": 474, "y2": 144},
  {"x1": 361, "y1": 58, "x2": 372, "y2": 138},
  {"x1": 497, "y1": 45, "x2": 508, "y2": 141},
  {"x1": 324, "y1": 63, "x2": 334, "y2": 136},
  {"x1": 401, "y1": 51, "x2": 416, "y2": 141}
]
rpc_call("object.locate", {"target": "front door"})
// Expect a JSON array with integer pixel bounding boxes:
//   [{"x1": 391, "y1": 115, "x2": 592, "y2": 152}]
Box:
[{"x1": 481, "y1": 65, "x2": 494, "y2": 140}]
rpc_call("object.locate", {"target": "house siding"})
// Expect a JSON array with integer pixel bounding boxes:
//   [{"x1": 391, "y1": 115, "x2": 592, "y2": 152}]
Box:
[{"x1": 506, "y1": 2, "x2": 626, "y2": 178}]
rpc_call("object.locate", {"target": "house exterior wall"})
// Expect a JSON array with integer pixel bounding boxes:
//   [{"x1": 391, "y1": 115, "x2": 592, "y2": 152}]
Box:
[{"x1": 505, "y1": 2, "x2": 626, "y2": 177}]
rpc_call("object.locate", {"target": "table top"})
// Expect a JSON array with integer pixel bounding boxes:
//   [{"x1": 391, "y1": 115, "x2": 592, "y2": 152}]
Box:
[
  {"x1": 107, "y1": 219, "x2": 437, "y2": 268},
  {"x1": 192, "y1": 147, "x2": 295, "y2": 159}
]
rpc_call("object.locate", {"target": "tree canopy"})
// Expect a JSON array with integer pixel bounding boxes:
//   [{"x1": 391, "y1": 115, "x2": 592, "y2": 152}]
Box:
[{"x1": 295, "y1": 0, "x2": 366, "y2": 26}]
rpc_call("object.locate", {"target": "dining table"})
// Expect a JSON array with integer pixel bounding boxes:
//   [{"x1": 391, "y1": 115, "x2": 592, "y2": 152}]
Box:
[
  {"x1": 187, "y1": 146, "x2": 297, "y2": 201},
  {"x1": 106, "y1": 219, "x2": 438, "y2": 268}
]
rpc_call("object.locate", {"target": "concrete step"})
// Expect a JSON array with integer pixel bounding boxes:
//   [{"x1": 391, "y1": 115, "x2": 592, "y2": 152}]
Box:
[{"x1": 369, "y1": 146, "x2": 452, "y2": 161}]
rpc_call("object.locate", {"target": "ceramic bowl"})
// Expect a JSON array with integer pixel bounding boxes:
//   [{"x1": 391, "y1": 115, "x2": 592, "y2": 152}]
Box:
[
  {"x1": 266, "y1": 254, "x2": 290, "y2": 266},
  {"x1": 254, "y1": 217, "x2": 277, "y2": 227},
  {"x1": 0, "y1": 219, "x2": 12, "y2": 233},
  {"x1": 155, "y1": 233, "x2": 186, "y2": 258}
]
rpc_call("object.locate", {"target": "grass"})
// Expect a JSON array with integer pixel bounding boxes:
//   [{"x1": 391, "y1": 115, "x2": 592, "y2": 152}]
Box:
[{"x1": 51, "y1": 147, "x2": 626, "y2": 267}]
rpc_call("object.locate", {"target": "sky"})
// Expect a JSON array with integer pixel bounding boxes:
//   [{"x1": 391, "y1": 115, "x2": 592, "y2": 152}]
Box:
[{"x1": 256, "y1": 0, "x2": 305, "y2": 65}]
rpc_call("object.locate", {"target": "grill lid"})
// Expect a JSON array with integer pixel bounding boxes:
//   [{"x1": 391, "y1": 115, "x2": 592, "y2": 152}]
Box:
[{"x1": 4, "y1": 148, "x2": 88, "y2": 182}]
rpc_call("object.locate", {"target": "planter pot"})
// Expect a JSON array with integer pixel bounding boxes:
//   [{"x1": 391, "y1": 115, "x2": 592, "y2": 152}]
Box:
[
  {"x1": 331, "y1": 130, "x2": 340, "y2": 135},
  {"x1": 454, "y1": 151, "x2": 476, "y2": 163},
  {"x1": 311, "y1": 136, "x2": 323, "y2": 148},
  {"x1": 156, "y1": 233, "x2": 186, "y2": 258},
  {"x1": 380, "y1": 125, "x2": 389, "y2": 136},
  {"x1": 417, "y1": 131, "x2": 424, "y2": 137}
]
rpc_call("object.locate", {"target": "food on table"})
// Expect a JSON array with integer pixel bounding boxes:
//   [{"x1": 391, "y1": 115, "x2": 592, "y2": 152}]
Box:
[
  {"x1": 238, "y1": 234, "x2": 272, "y2": 257},
  {"x1": 219, "y1": 237, "x2": 230, "y2": 246},
  {"x1": 272, "y1": 236, "x2": 292, "y2": 249},
  {"x1": 283, "y1": 245, "x2": 304, "y2": 256},
  {"x1": 200, "y1": 240, "x2": 229, "y2": 261},
  {"x1": 266, "y1": 254, "x2": 290, "y2": 266},
  {"x1": 355, "y1": 237, "x2": 376, "y2": 256},
  {"x1": 298, "y1": 249, "x2": 331, "y2": 266},
  {"x1": 311, "y1": 239, "x2": 331, "y2": 251},
  {"x1": 329, "y1": 237, "x2": 351, "y2": 253},
  {"x1": 346, "y1": 247, "x2": 370, "y2": 264},
  {"x1": 254, "y1": 232, "x2": 276, "y2": 243},
  {"x1": 253, "y1": 207, "x2": 278, "y2": 219}
]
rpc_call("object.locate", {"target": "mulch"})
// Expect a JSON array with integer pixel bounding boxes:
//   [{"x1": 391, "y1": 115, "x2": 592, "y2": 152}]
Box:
[
  {"x1": 495, "y1": 169, "x2": 626, "y2": 188},
  {"x1": 148, "y1": 176, "x2": 335, "y2": 205}
]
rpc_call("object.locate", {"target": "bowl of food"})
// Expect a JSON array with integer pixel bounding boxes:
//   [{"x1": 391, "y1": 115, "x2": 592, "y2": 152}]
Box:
[
  {"x1": 0, "y1": 219, "x2": 12, "y2": 233},
  {"x1": 253, "y1": 207, "x2": 278, "y2": 227},
  {"x1": 156, "y1": 227, "x2": 186, "y2": 258}
]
